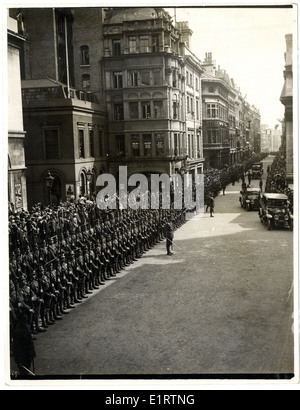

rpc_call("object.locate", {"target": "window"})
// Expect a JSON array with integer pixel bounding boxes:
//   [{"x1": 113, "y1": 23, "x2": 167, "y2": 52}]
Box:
[
  {"x1": 173, "y1": 102, "x2": 178, "y2": 119},
  {"x1": 44, "y1": 129, "x2": 59, "y2": 160},
  {"x1": 195, "y1": 77, "x2": 199, "y2": 90},
  {"x1": 129, "y1": 71, "x2": 138, "y2": 86},
  {"x1": 82, "y1": 74, "x2": 91, "y2": 92},
  {"x1": 129, "y1": 36, "x2": 137, "y2": 53},
  {"x1": 196, "y1": 100, "x2": 199, "y2": 120},
  {"x1": 154, "y1": 101, "x2": 163, "y2": 118},
  {"x1": 131, "y1": 134, "x2": 140, "y2": 156},
  {"x1": 143, "y1": 134, "x2": 152, "y2": 156},
  {"x1": 207, "y1": 129, "x2": 218, "y2": 144},
  {"x1": 129, "y1": 102, "x2": 139, "y2": 119},
  {"x1": 207, "y1": 103, "x2": 218, "y2": 118},
  {"x1": 141, "y1": 70, "x2": 150, "y2": 85},
  {"x1": 152, "y1": 36, "x2": 159, "y2": 52},
  {"x1": 78, "y1": 129, "x2": 85, "y2": 158},
  {"x1": 114, "y1": 103, "x2": 124, "y2": 121},
  {"x1": 155, "y1": 133, "x2": 164, "y2": 156},
  {"x1": 116, "y1": 135, "x2": 125, "y2": 156},
  {"x1": 190, "y1": 73, "x2": 193, "y2": 86},
  {"x1": 98, "y1": 130, "x2": 103, "y2": 156},
  {"x1": 172, "y1": 72, "x2": 177, "y2": 88},
  {"x1": 80, "y1": 45, "x2": 89, "y2": 65},
  {"x1": 174, "y1": 133, "x2": 178, "y2": 156},
  {"x1": 89, "y1": 129, "x2": 94, "y2": 157},
  {"x1": 113, "y1": 72, "x2": 123, "y2": 89},
  {"x1": 153, "y1": 69, "x2": 161, "y2": 86},
  {"x1": 187, "y1": 96, "x2": 190, "y2": 113},
  {"x1": 139, "y1": 35, "x2": 150, "y2": 53},
  {"x1": 142, "y1": 101, "x2": 151, "y2": 118},
  {"x1": 112, "y1": 39, "x2": 121, "y2": 56}
]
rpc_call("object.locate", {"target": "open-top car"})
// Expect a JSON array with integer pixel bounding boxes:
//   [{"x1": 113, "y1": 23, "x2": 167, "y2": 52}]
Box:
[
  {"x1": 239, "y1": 187, "x2": 261, "y2": 211},
  {"x1": 258, "y1": 193, "x2": 293, "y2": 231},
  {"x1": 251, "y1": 162, "x2": 263, "y2": 179}
]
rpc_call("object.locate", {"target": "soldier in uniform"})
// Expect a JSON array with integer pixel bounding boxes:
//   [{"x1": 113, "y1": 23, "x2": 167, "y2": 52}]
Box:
[{"x1": 165, "y1": 220, "x2": 174, "y2": 256}]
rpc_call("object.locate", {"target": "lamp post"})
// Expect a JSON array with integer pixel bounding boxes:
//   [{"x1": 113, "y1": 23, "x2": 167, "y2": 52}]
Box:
[
  {"x1": 44, "y1": 170, "x2": 55, "y2": 205},
  {"x1": 86, "y1": 169, "x2": 93, "y2": 199}
]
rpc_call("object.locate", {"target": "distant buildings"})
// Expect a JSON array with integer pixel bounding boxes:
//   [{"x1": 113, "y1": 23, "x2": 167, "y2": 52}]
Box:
[{"x1": 8, "y1": 6, "x2": 262, "y2": 209}]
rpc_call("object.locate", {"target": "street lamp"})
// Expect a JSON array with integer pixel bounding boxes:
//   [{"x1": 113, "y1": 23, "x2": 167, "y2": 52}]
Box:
[
  {"x1": 44, "y1": 170, "x2": 55, "y2": 205},
  {"x1": 86, "y1": 168, "x2": 93, "y2": 199}
]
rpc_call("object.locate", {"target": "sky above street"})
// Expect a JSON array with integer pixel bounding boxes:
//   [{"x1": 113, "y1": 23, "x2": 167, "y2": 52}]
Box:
[{"x1": 165, "y1": 5, "x2": 297, "y2": 128}]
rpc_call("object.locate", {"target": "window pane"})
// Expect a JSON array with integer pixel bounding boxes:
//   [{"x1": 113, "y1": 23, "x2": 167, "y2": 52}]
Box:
[
  {"x1": 112, "y1": 39, "x2": 121, "y2": 56},
  {"x1": 89, "y1": 129, "x2": 94, "y2": 157},
  {"x1": 78, "y1": 129, "x2": 85, "y2": 158},
  {"x1": 131, "y1": 134, "x2": 140, "y2": 156},
  {"x1": 155, "y1": 133, "x2": 164, "y2": 156},
  {"x1": 82, "y1": 74, "x2": 91, "y2": 91},
  {"x1": 129, "y1": 71, "x2": 138, "y2": 86},
  {"x1": 141, "y1": 70, "x2": 150, "y2": 85},
  {"x1": 143, "y1": 134, "x2": 152, "y2": 156},
  {"x1": 154, "y1": 101, "x2": 163, "y2": 118},
  {"x1": 80, "y1": 45, "x2": 89, "y2": 65},
  {"x1": 140, "y1": 35, "x2": 149, "y2": 53},
  {"x1": 142, "y1": 102, "x2": 151, "y2": 118},
  {"x1": 129, "y1": 102, "x2": 139, "y2": 119},
  {"x1": 116, "y1": 135, "x2": 125, "y2": 156},
  {"x1": 44, "y1": 129, "x2": 59, "y2": 159},
  {"x1": 114, "y1": 104, "x2": 124, "y2": 120},
  {"x1": 129, "y1": 36, "x2": 137, "y2": 53}
]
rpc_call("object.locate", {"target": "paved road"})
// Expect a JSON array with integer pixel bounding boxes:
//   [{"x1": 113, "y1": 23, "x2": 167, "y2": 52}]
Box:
[{"x1": 11, "y1": 156, "x2": 294, "y2": 379}]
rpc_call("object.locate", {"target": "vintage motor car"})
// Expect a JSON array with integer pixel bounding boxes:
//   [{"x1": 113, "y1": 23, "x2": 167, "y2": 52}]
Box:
[
  {"x1": 258, "y1": 193, "x2": 293, "y2": 230},
  {"x1": 251, "y1": 162, "x2": 264, "y2": 179},
  {"x1": 239, "y1": 187, "x2": 261, "y2": 211}
]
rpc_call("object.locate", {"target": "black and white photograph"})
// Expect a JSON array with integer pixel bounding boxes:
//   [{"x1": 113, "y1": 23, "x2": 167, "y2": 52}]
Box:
[{"x1": 2, "y1": 1, "x2": 299, "y2": 390}]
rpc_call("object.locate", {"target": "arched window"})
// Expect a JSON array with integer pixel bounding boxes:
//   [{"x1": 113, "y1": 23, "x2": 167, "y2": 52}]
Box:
[
  {"x1": 80, "y1": 45, "x2": 90, "y2": 65},
  {"x1": 82, "y1": 74, "x2": 91, "y2": 92}
]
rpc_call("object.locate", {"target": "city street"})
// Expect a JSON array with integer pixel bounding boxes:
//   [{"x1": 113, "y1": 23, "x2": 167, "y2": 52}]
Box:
[{"x1": 12, "y1": 156, "x2": 294, "y2": 379}]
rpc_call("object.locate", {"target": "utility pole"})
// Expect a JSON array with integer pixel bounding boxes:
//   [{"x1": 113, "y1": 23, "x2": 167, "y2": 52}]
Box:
[{"x1": 64, "y1": 15, "x2": 70, "y2": 98}]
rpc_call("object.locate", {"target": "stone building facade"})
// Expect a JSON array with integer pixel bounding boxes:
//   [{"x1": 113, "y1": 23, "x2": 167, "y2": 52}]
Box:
[
  {"x1": 102, "y1": 7, "x2": 204, "y2": 181},
  {"x1": 7, "y1": 12, "x2": 27, "y2": 211},
  {"x1": 280, "y1": 34, "x2": 293, "y2": 188},
  {"x1": 10, "y1": 8, "x2": 107, "y2": 209}
]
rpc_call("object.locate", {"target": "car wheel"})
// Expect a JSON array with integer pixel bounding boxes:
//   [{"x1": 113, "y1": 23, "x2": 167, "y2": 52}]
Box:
[
  {"x1": 267, "y1": 219, "x2": 272, "y2": 230},
  {"x1": 246, "y1": 204, "x2": 250, "y2": 212}
]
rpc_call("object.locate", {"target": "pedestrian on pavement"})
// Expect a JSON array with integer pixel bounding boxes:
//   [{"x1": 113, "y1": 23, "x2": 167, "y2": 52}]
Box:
[
  {"x1": 247, "y1": 170, "x2": 252, "y2": 186},
  {"x1": 206, "y1": 193, "x2": 212, "y2": 212},
  {"x1": 209, "y1": 195, "x2": 215, "y2": 217},
  {"x1": 240, "y1": 173, "x2": 245, "y2": 184},
  {"x1": 165, "y1": 221, "x2": 174, "y2": 255},
  {"x1": 221, "y1": 182, "x2": 226, "y2": 195},
  {"x1": 259, "y1": 178, "x2": 263, "y2": 192}
]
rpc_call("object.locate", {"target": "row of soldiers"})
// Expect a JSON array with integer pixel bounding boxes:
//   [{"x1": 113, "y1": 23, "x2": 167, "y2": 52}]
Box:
[
  {"x1": 9, "y1": 203, "x2": 186, "y2": 338},
  {"x1": 203, "y1": 153, "x2": 267, "y2": 203}
]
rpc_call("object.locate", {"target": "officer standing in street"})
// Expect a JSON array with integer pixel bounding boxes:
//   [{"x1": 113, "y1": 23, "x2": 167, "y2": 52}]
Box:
[{"x1": 165, "y1": 220, "x2": 174, "y2": 256}]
